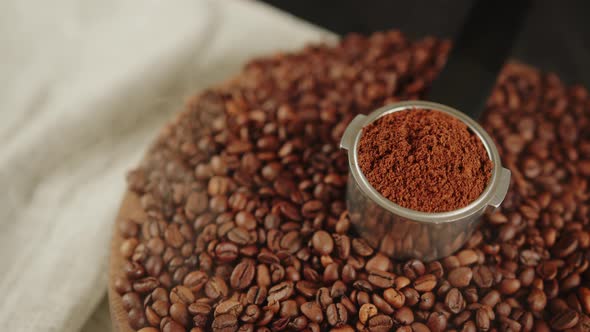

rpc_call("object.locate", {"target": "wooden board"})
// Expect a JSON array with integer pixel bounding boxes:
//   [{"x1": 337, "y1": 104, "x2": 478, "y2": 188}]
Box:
[{"x1": 108, "y1": 191, "x2": 144, "y2": 332}]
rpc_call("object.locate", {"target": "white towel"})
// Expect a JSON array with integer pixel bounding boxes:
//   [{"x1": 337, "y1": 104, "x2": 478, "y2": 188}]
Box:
[{"x1": 0, "y1": 1, "x2": 333, "y2": 330}]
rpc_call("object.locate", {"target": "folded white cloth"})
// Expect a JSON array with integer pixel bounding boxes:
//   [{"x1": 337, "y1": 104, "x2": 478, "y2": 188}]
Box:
[{"x1": 0, "y1": 1, "x2": 333, "y2": 330}]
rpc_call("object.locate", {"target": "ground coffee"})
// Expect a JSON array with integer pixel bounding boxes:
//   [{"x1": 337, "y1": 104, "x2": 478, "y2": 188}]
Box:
[
  {"x1": 115, "y1": 31, "x2": 590, "y2": 332},
  {"x1": 357, "y1": 109, "x2": 493, "y2": 212}
]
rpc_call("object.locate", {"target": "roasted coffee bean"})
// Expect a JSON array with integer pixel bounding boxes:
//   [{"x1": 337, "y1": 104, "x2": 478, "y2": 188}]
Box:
[
  {"x1": 215, "y1": 300, "x2": 243, "y2": 318},
  {"x1": 445, "y1": 288, "x2": 466, "y2": 314},
  {"x1": 365, "y1": 254, "x2": 391, "y2": 272},
  {"x1": 122, "y1": 292, "x2": 142, "y2": 311},
  {"x1": 499, "y1": 278, "x2": 521, "y2": 295},
  {"x1": 383, "y1": 288, "x2": 405, "y2": 308},
  {"x1": 214, "y1": 241, "x2": 239, "y2": 263},
  {"x1": 188, "y1": 302, "x2": 211, "y2": 315},
  {"x1": 230, "y1": 260, "x2": 255, "y2": 290},
  {"x1": 295, "y1": 280, "x2": 319, "y2": 298},
  {"x1": 394, "y1": 306, "x2": 414, "y2": 325},
  {"x1": 241, "y1": 304, "x2": 260, "y2": 323},
  {"x1": 419, "y1": 292, "x2": 436, "y2": 310},
  {"x1": 128, "y1": 308, "x2": 147, "y2": 329},
  {"x1": 330, "y1": 280, "x2": 347, "y2": 298},
  {"x1": 169, "y1": 303, "x2": 189, "y2": 327},
  {"x1": 326, "y1": 303, "x2": 348, "y2": 326},
  {"x1": 402, "y1": 287, "x2": 420, "y2": 307},
  {"x1": 267, "y1": 281, "x2": 294, "y2": 304},
  {"x1": 367, "y1": 314, "x2": 393, "y2": 332},
  {"x1": 414, "y1": 274, "x2": 437, "y2": 292},
  {"x1": 169, "y1": 285, "x2": 194, "y2": 305},
  {"x1": 212, "y1": 313, "x2": 239, "y2": 332},
  {"x1": 476, "y1": 306, "x2": 493, "y2": 331},
  {"x1": 316, "y1": 287, "x2": 333, "y2": 309},
  {"x1": 358, "y1": 303, "x2": 378, "y2": 325},
  {"x1": 115, "y1": 276, "x2": 132, "y2": 294},
  {"x1": 205, "y1": 277, "x2": 228, "y2": 300},
  {"x1": 133, "y1": 277, "x2": 160, "y2": 294},
  {"x1": 367, "y1": 270, "x2": 396, "y2": 288},
  {"x1": 246, "y1": 286, "x2": 267, "y2": 305},
  {"x1": 301, "y1": 301, "x2": 323, "y2": 323},
  {"x1": 551, "y1": 308, "x2": 579, "y2": 330},
  {"x1": 448, "y1": 267, "x2": 472, "y2": 288},
  {"x1": 351, "y1": 238, "x2": 374, "y2": 257},
  {"x1": 403, "y1": 260, "x2": 426, "y2": 279},
  {"x1": 427, "y1": 312, "x2": 448, "y2": 332},
  {"x1": 183, "y1": 271, "x2": 208, "y2": 292},
  {"x1": 527, "y1": 287, "x2": 547, "y2": 312}
]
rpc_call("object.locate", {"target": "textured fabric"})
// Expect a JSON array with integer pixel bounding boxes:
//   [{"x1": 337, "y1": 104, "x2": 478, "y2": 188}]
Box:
[{"x1": 0, "y1": 1, "x2": 332, "y2": 330}]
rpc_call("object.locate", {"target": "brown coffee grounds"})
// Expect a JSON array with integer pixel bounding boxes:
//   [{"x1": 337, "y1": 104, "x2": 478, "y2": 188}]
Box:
[{"x1": 357, "y1": 109, "x2": 493, "y2": 212}]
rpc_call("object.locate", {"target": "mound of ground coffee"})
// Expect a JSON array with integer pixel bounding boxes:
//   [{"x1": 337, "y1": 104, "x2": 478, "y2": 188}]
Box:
[
  {"x1": 357, "y1": 109, "x2": 493, "y2": 212},
  {"x1": 115, "y1": 31, "x2": 590, "y2": 332}
]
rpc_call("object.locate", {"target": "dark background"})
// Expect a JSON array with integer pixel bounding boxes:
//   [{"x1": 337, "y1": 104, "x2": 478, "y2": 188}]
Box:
[{"x1": 260, "y1": 0, "x2": 590, "y2": 88}]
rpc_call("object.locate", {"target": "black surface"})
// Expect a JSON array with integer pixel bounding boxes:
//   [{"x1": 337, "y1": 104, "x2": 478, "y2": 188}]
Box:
[
  {"x1": 261, "y1": 0, "x2": 590, "y2": 88},
  {"x1": 427, "y1": 0, "x2": 531, "y2": 119}
]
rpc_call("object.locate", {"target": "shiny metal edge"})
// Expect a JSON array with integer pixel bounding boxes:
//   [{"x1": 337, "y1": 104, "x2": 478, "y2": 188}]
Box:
[{"x1": 345, "y1": 100, "x2": 508, "y2": 224}]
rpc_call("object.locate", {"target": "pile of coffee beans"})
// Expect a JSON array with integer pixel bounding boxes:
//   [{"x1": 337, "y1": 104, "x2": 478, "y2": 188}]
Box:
[{"x1": 115, "y1": 31, "x2": 590, "y2": 332}]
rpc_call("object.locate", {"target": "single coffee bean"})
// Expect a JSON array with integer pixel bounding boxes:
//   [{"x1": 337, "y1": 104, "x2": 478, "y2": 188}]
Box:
[
  {"x1": 115, "y1": 276, "x2": 132, "y2": 294},
  {"x1": 205, "y1": 277, "x2": 229, "y2": 300},
  {"x1": 367, "y1": 314, "x2": 393, "y2": 332},
  {"x1": 215, "y1": 300, "x2": 244, "y2": 318},
  {"x1": 476, "y1": 307, "x2": 491, "y2": 331},
  {"x1": 230, "y1": 260, "x2": 255, "y2": 290},
  {"x1": 445, "y1": 288, "x2": 466, "y2": 314},
  {"x1": 351, "y1": 238, "x2": 374, "y2": 257},
  {"x1": 211, "y1": 313, "x2": 239, "y2": 332},
  {"x1": 241, "y1": 304, "x2": 260, "y2": 323},
  {"x1": 472, "y1": 265, "x2": 493, "y2": 288},
  {"x1": 279, "y1": 300, "x2": 298, "y2": 318},
  {"x1": 128, "y1": 308, "x2": 147, "y2": 329},
  {"x1": 448, "y1": 267, "x2": 473, "y2": 288},
  {"x1": 267, "y1": 281, "x2": 294, "y2": 304},
  {"x1": 499, "y1": 278, "x2": 521, "y2": 295},
  {"x1": 419, "y1": 292, "x2": 436, "y2": 310},
  {"x1": 301, "y1": 301, "x2": 323, "y2": 323},
  {"x1": 295, "y1": 280, "x2": 319, "y2": 298},
  {"x1": 368, "y1": 270, "x2": 396, "y2": 288},
  {"x1": 550, "y1": 308, "x2": 579, "y2": 330},
  {"x1": 365, "y1": 254, "x2": 391, "y2": 272},
  {"x1": 383, "y1": 288, "x2": 405, "y2": 308},
  {"x1": 170, "y1": 303, "x2": 189, "y2": 327},
  {"x1": 358, "y1": 303, "x2": 378, "y2": 325},
  {"x1": 427, "y1": 312, "x2": 448, "y2": 332},
  {"x1": 325, "y1": 303, "x2": 347, "y2": 327},
  {"x1": 183, "y1": 271, "x2": 208, "y2": 292},
  {"x1": 394, "y1": 306, "x2": 414, "y2": 325},
  {"x1": 402, "y1": 287, "x2": 420, "y2": 307},
  {"x1": 330, "y1": 280, "x2": 347, "y2": 298},
  {"x1": 122, "y1": 292, "x2": 142, "y2": 311},
  {"x1": 316, "y1": 287, "x2": 333, "y2": 309},
  {"x1": 457, "y1": 249, "x2": 478, "y2": 266},
  {"x1": 527, "y1": 287, "x2": 547, "y2": 312},
  {"x1": 414, "y1": 274, "x2": 437, "y2": 292},
  {"x1": 133, "y1": 277, "x2": 160, "y2": 294},
  {"x1": 372, "y1": 293, "x2": 394, "y2": 315},
  {"x1": 333, "y1": 234, "x2": 351, "y2": 259},
  {"x1": 170, "y1": 285, "x2": 195, "y2": 305}
]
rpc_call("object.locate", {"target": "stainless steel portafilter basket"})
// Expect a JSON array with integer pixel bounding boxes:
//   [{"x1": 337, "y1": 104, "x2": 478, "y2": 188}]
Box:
[{"x1": 340, "y1": 101, "x2": 511, "y2": 261}]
